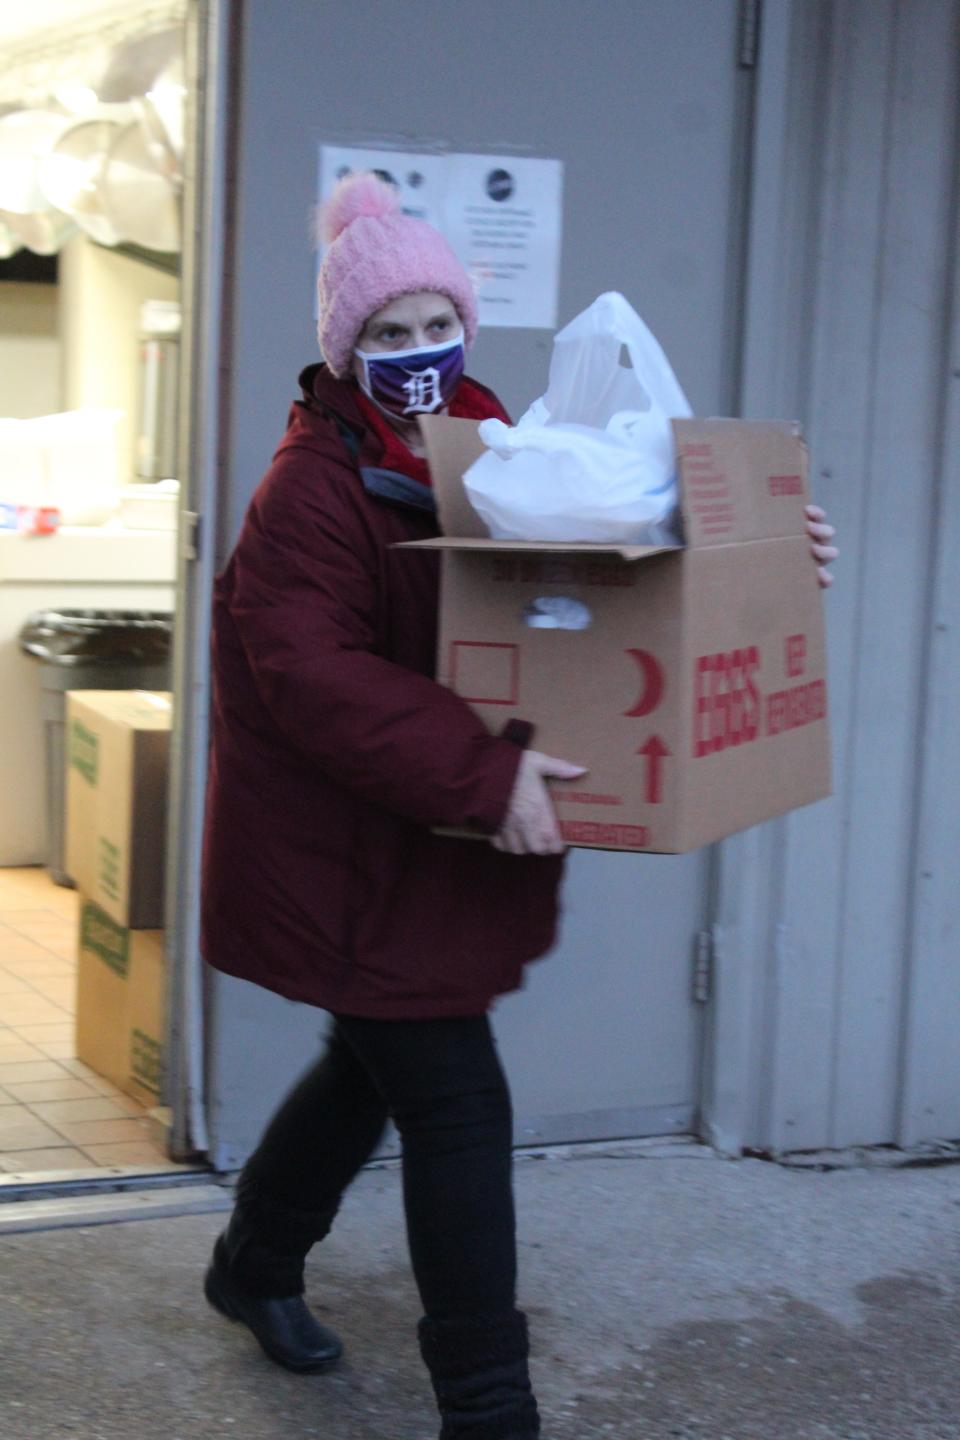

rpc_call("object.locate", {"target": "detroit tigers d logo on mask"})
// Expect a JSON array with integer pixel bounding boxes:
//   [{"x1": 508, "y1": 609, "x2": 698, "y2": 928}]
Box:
[{"x1": 354, "y1": 333, "x2": 466, "y2": 417}]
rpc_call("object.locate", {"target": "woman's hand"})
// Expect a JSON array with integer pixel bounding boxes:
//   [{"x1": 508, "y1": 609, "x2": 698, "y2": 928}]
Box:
[
  {"x1": 491, "y1": 750, "x2": 587, "y2": 856},
  {"x1": 806, "y1": 503, "x2": 838, "y2": 589}
]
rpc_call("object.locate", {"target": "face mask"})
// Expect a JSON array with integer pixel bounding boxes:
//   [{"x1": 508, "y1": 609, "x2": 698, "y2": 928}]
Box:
[{"x1": 354, "y1": 332, "x2": 465, "y2": 417}]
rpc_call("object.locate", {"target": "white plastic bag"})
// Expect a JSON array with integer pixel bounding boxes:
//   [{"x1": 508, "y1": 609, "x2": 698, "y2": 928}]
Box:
[{"x1": 464, "y1": 292, "x2": 692, "y2": 544}]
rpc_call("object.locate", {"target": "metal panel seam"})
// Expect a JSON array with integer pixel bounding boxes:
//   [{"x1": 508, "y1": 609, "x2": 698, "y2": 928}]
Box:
[
  {"x1": 894, "y1": 0, "x2": 960, "y2": 1145},
  {"x1": 704, "y1": 0, "x2": 798, "y2": 1154},
  {"x1": 823, "y1": 0, "x2": 900, "y2": 1150}
]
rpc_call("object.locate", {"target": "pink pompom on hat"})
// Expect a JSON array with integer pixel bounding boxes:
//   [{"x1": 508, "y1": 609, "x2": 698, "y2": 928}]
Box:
[{"x1": 316, "y1": 172, "x2": 479, "y2": 378}]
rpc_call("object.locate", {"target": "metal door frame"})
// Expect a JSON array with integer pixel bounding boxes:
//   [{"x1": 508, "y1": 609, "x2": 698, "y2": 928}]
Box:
[
  {"x1": 701, "y1": 0, "x2": 838, "y2": 1155},
  {"x1": 165, "y1": 0, "x2": 815, "y2": 1163},
  {"x1": 164, "y1": 0, "x2": 238, "y2": 1159}
]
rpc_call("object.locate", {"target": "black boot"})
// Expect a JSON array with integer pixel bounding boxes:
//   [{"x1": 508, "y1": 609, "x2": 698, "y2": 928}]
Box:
[
  {"x1": 204, "y1": 1230, "x2": 343, "y2": 1374},
  {"x1": 418, "y1": 1309, "x2": 540, "y2": 1438}
]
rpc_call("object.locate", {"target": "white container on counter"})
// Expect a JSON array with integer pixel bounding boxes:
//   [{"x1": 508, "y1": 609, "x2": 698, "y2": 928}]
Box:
[
  {"x1": 0, "y1": 408, "x2": 124, "y2": 524},
  {"x1": 0, "y1": 417, "x2": 45, "y2": 497},
  {"x1": 119, "y1": 479, "x2": 179, "y2": 530}
]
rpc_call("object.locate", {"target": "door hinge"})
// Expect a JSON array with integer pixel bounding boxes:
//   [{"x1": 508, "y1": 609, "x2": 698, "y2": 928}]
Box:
[
  {"x1": 182, "y1": 510, "x2": 202, "y2": 561},
  {"x1": 693, "y1": 928, "x2": 713, "y2": 1004},
  {"x1": 738, "y1": 0, "x2": 761, "y2": 69}
]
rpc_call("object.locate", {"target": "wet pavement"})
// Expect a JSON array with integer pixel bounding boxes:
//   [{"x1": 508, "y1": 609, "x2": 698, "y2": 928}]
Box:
[{"x1": 2, "y1": 1141, "x2": 960, "y2": 1438}]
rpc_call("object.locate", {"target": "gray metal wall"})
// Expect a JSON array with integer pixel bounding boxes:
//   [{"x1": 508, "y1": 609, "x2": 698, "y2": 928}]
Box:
[
  {"x1": 183, "y1": 0, "x2": 960, "y2": 1166},
  {"x1": 708, "y1": 0, "x2": 960, "y2": 1155}
]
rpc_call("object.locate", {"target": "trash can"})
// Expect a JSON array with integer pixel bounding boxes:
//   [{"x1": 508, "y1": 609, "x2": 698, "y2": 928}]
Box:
[{"x1": 19, "y1": 609, "x2": 174, "y2": 886}]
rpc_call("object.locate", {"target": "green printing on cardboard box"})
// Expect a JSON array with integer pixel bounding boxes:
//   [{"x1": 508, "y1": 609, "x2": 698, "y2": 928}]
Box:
[
  {"x1": 131, "y1": 1028, "x2": 163, "y2": 1094},
  {"x1": 81, "y1": 903, "x2": 129, "y2": 978},
  {"x1": 70, "y1": 720, "x2": 98, "y2": 785},
  {"x1": 98, "y1": 836, "x2": 121, "y2": 900}
]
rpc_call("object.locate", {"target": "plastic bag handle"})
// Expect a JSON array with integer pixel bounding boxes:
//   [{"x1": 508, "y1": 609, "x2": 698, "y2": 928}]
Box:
[
  {"x1": 619, "y1": 309, "x2": 692, "y2": 421},
  {"x1": 546, "y1": 291, "x2": 692, "y2": 424}
]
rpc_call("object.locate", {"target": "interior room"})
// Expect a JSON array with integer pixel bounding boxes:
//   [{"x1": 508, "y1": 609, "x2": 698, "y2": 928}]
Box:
[{"x1": 0, "y1": 0, "x2": 188, "y2": 1182}]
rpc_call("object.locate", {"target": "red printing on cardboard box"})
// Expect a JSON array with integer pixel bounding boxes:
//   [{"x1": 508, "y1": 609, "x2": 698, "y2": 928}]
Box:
[
  {"x1": 449, "y1": 641, "x2": 520, "y2": 705},
  {"x1": 491, "y1": 556, "x2": 636, "y2": 588},
  {"x1": 688, "y1": 476, "x2": 728, "y2": 494},
  {"x1": 691, "y1": 500, "x2": 736, "y2": 517},
  {"x1": 561, "y1": 820, "x2": 650, "y2": 848},
  {"x1": 556, "y1": 791, "x2": 624, "y2": 807},
  {"x1": 768, "y1": 474, "x2": 803, "y2": 496},
  {"x1": 693, "y1": 647, "x2": 762, "y2": 757},
  {"x1": 766, "y1": 679, "x2": 826, "y2": 736},
  {"x1": 683, "y1": 447, "x2": 735, "y2": 537},
  {"x1": 637, "y1": 734, "x2": 670, "y2": 803},
  {"x1": 693, "y1": 645, "x2": 826, "y2": 755},
  {"x1": 623, "y1": 649, "x2": 665, "y2": 718},
  {"x1": 785, "y1": 633, "x2": 807, "y2": 677}
]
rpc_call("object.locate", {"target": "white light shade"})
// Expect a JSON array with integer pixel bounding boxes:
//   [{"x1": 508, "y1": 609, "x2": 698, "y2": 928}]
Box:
[
  {"x1": 0, "y1": 110, "x2": 73, "y2": 214},
  {"x1": 0, "y1": 207, "x2": 76, "y2": 254},
  {"x1": 36, "y1": 117, "x2": 123, "y2": 246}
]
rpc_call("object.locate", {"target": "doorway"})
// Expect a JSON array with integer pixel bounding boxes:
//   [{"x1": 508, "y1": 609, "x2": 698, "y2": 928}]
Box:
[
  {"x1": 0, "y1": 2, "x2": 194, "y2": 1186},
  {"x1": 197, "y1": 0, "x2": 757, "y2": 1169}
]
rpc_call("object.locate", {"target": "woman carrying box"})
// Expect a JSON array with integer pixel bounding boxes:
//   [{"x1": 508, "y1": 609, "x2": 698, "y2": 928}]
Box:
[{"x1": 200, "y1": 172, "x2": 837, "y2": 1439}]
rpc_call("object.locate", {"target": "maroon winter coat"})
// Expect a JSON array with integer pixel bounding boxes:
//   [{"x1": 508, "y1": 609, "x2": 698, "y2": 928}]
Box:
[{"x1": 201, "y1": 365, "x2": 564, "y2": 1018}]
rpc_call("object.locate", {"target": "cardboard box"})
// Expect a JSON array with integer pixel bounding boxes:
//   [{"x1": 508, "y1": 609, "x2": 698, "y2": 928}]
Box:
[
  {"x1": 408, "y1": 416, "x2": 831, "y2": 853},
  {"x1": 75, "y1": 897, "x2": 130, "y2": 1091},
  {"x1": 126, "y1": 932, "x2": 166, "y2": 1109},
  {"x1": 74, "y1": 894, "x2": 165, "y2": 1102},
  {"x1": 66, "y1": 690, "x2": 172, "y2": 927}
]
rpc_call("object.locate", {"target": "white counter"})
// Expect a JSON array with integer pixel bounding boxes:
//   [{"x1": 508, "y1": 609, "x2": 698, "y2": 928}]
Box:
[
  {"x1": 0, "y1": 525, "x2": 177, "y2": 582},
  {"x1": 0, "y1": 526, "x2": 178, "y2": 867}
]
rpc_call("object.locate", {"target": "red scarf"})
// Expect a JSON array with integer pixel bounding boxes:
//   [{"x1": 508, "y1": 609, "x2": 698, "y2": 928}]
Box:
[{"x1": 354, "y1": 379, "x2": 509, "y2": 487}]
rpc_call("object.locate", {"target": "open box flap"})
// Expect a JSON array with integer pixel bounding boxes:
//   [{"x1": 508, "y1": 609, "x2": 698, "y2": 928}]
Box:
[
  {"x1": 397, "y1": 536, "x2": 675, "y2": 560},
  {"x1": 418, "y1": 414, "x2": 491, "y2": 539},
  {"x1": 415, "y1": 414, "x2": 679, "y2": 561},
  {"x1": 414, "y1": 413, "x2": 809, "y2": 558},
  {"x1": 672, "y1": 417, "x2": 809, "y2": 548}
]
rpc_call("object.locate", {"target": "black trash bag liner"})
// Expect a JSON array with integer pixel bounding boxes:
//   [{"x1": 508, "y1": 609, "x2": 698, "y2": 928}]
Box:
[{"x1": 19, "y1": 609, "x2": 173, "y2": 666}]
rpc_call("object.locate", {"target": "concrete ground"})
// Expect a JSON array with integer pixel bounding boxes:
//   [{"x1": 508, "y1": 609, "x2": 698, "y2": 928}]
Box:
[{"x1": 2, "y1": 1142, "x2": 960, "y2": 1440}]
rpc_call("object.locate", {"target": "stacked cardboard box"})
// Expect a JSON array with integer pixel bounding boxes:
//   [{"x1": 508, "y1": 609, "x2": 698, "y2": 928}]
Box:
[{"x1": 65, "y1": 690, "x2": 171, "y2": 1107}]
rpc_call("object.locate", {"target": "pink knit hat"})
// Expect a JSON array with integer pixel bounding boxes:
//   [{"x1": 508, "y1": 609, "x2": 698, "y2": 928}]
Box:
[{"x1": 316, "y1": 172, "x2": 479, "y2": 377}]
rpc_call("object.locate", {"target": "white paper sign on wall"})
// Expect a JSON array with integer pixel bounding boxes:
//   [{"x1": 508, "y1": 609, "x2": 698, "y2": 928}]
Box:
[
  {"x1": 319, "y1": 146, "x2": 447, "y2": 230},
  {"x1": 318, "y1": 145, "x2": 563, "y2": 331}
]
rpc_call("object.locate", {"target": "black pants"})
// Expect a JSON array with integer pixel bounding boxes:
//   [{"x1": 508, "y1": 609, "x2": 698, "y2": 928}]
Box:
[{"x1": 230, "y1": 1014, "x2": 517, "y2": 1322}]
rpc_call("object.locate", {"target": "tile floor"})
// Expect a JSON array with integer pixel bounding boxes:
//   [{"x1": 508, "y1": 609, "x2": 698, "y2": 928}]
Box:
[{"x1": 0, "y1": 866, "x2": 183, "y2": 1179}]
